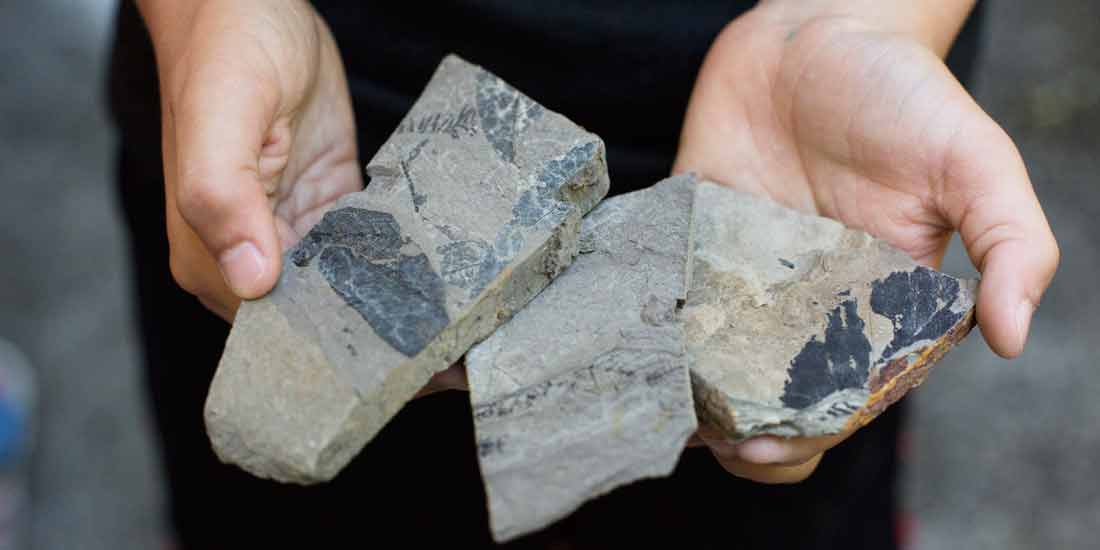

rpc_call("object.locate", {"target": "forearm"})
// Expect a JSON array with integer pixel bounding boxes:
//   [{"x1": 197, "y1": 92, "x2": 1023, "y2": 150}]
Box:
[{"x1": 757, "y1": 0, "x2": 978, "y2": 58}]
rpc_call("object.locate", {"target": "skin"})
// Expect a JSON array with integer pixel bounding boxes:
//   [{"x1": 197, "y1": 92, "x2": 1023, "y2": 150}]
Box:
[
  {"x1": 676, "y1": 0, "x2": 1058, "y2": 482},
  {"x1": 138, "y1": 0, "x2": 1059, "y2": 484}
]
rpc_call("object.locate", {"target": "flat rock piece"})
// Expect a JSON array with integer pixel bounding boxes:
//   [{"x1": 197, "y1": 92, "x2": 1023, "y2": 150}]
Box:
[
  {"x1": 682, "y1": 182, "x2": 976, "y2": 439},
  {"x1": 205, "y1": 55, "x2": 609, "y2": 483},
  {"x1": 466, "y1": 175, "x2": 698, "y2": 542}
]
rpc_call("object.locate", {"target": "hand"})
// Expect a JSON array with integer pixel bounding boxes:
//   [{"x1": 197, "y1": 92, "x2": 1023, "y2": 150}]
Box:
[
  {"x1": 141, "y1": 0, "x2": 468, "y2": 394},
  {"x1": 689, "y1": 424, "x2": 846, "y2": 484},
  {"x1": 674, "y1": 1, "x2": 1059, "y2": 483},
  {"x1": 142, "y1": 0, "x2": 361, "y2": 321}
]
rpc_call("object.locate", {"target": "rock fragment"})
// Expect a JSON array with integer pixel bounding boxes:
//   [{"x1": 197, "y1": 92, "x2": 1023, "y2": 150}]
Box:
[
  {"x1": 682, "y1": 182, "x2": 976, "y2": 439},
  {"x1": 204, "y1": 55, "x2": 609, "y2": 484},
  {"x1": 466, "y1": 175, "x2": 698, "y2": 542}
]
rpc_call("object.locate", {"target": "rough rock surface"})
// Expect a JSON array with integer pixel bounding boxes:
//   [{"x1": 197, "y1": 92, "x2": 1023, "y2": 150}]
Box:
[
  {"x1": 682, "y1": 182, "x2": 977, "y2": 439},
  {"x1": 204, "y1": 55, "x2": 609, "y2": 484},
  {"x1": 466, "y1": 175, "x2": 698, "y2": 542}
]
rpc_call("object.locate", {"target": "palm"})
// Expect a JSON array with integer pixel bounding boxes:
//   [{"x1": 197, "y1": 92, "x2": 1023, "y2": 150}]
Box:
[
  {"x1": 677, "y1": 15, "x2": 989, "y2": 268},
  {"x1": 269, "y1": 106, "x2": 362, "y2": 252},
  {"x1": 678, "y1": 9, "x2": 1057, "y2": 483},
  {"x1": 258, "y1": 18, "x2": 362, "y2": 251},
  {"x1": 161, "y1": 1, "x2": 362, "y2": 320}
]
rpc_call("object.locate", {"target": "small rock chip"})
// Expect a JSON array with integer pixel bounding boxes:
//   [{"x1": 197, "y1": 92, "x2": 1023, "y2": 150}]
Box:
[
  {"x1": 466, "y1": 175, "x2": 699, "y2": 542},
  {"x1": 204, "y1": 55, "x2": 609, "y2": 484},
  {"x1": 682, "y1": 182, "x2": 977, "y2": 439}
]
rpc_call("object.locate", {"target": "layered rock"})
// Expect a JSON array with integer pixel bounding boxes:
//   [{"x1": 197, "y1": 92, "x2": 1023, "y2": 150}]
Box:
[
  {"x1": 466, "y1": 175, "x2": 698, "y2": 542},
  {"x1": 205, "y1": 55, "x2": 609, "y2": 483},
  {"x1": 683, "y1": 182, "x2": 977, "y2": 439}
]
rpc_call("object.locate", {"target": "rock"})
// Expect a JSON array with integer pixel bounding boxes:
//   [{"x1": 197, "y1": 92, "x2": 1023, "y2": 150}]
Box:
[
  {"x1": 682, "y1": 182, "x2": 977, "y2": 439},
  {"x1": 466, "y1": 175, "x2": 698, "y2": 542},
  {"x1": 204, "y1": 55, "x2": 610, "y2": 484}
]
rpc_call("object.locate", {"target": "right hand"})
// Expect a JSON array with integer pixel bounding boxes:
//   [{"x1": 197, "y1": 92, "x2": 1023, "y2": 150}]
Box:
[{"x1": 143, "y1": 0, "x2": 362, "y2": 321}]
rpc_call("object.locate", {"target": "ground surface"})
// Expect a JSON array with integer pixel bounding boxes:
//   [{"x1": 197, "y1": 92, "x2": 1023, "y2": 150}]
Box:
[{"x1": 0, "y1": 1, "x2": 1096, "y2": 548}]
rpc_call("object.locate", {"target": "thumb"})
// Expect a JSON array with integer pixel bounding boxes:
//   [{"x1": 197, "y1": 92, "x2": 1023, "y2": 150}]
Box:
[
  {"x1": 170, "y1": 63, "x2": 284, "y2": 299},
  {"x1": 942, "y1": 117, "x2": 1059, "y2": 358}
]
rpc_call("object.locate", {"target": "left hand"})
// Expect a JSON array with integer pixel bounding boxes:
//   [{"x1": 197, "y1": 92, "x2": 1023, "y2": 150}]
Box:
[{"x1": 675, "y1": 1, "x2": 1059, "y2": 483}]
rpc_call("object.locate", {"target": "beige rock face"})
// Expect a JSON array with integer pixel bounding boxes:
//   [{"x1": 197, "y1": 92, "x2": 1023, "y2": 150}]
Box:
[
  {"x1": 466, "y1": 175, "x2": 698, "y2": 542},
  {"x1": 204, "y1": 55, "x2": 609, "y2": 484},
  {"x1": 683, "y1": 182, "x2": 977, "y2": 439}
]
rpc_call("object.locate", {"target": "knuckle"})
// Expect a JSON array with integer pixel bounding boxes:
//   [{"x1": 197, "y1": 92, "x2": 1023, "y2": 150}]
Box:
[{"x1": 175, "y1": 176, "x2": 232, "y2": 225}]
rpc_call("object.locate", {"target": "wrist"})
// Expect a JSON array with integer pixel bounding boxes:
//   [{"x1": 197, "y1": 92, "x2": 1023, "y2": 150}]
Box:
[
  {"x1": 135, "y1": 0, "x2": 206, "y2": 74},
  {"x1": 755, "y1": 0, "x2": 976, "y2": 57}
]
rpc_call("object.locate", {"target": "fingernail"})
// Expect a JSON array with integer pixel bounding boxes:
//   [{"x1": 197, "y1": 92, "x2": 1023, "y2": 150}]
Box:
[
  {"x1": 1015, "y1": 300, "x2": 1035, "y2": 355},
  {"x1": 219, "y1": 241, "x2": 267, "y2": 296},
  {"x1": 734, "y1": 437, "x2": 788, "y2": 464}
]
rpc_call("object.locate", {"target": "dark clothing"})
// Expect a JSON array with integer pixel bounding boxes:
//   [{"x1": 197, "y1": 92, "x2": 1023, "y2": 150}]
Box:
[{"x1": 108, "y1": 2, "x2": 984, "y2": 547}]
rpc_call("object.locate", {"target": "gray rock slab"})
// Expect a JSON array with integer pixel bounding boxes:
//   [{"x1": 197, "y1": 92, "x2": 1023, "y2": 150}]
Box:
[
  {"x1": 204, "y1": 55, "x2": 610, "y2": 484},
  {"x1": 682, "y1": 182, "x2": 977, "y2": 439},
  {"x1": 466, "y1": 175, "x2": 698, "y2": 542}
]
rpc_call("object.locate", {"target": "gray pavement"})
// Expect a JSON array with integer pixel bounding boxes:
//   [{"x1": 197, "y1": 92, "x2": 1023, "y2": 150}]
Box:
[{"x1": 0, "y1": 1, "x2": 1096, "y2": 549}]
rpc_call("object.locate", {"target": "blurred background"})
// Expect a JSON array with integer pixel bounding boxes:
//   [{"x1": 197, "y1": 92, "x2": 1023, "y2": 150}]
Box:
[{"x1": 0, "y1": 0, "x2": 1096, "y2": 548}]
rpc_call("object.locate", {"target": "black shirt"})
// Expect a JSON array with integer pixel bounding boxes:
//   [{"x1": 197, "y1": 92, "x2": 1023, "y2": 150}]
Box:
[{"x1": 112, "y1": 1, "x2": 751, "y2": 190}]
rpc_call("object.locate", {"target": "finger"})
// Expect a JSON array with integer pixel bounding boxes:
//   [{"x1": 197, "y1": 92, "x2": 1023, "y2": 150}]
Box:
[
  {"x1": 941, "y1": 117, "x2": 1059, "y2": 358},
  {"x1": 713, "y1": 452, "x2": 824, "y2": 484},
  {"x1": 171, "y1": 60, "x2": 284, "y2": 300},
  {"x1": 167, "y1": 210, "x2": 242, "y2": 320},
  {"x1": 705, "y1": 433, "x2": 850, "y2": 467},
  {"x1": 162, "y1": 88, "x2": 241, "y2": 317}
]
